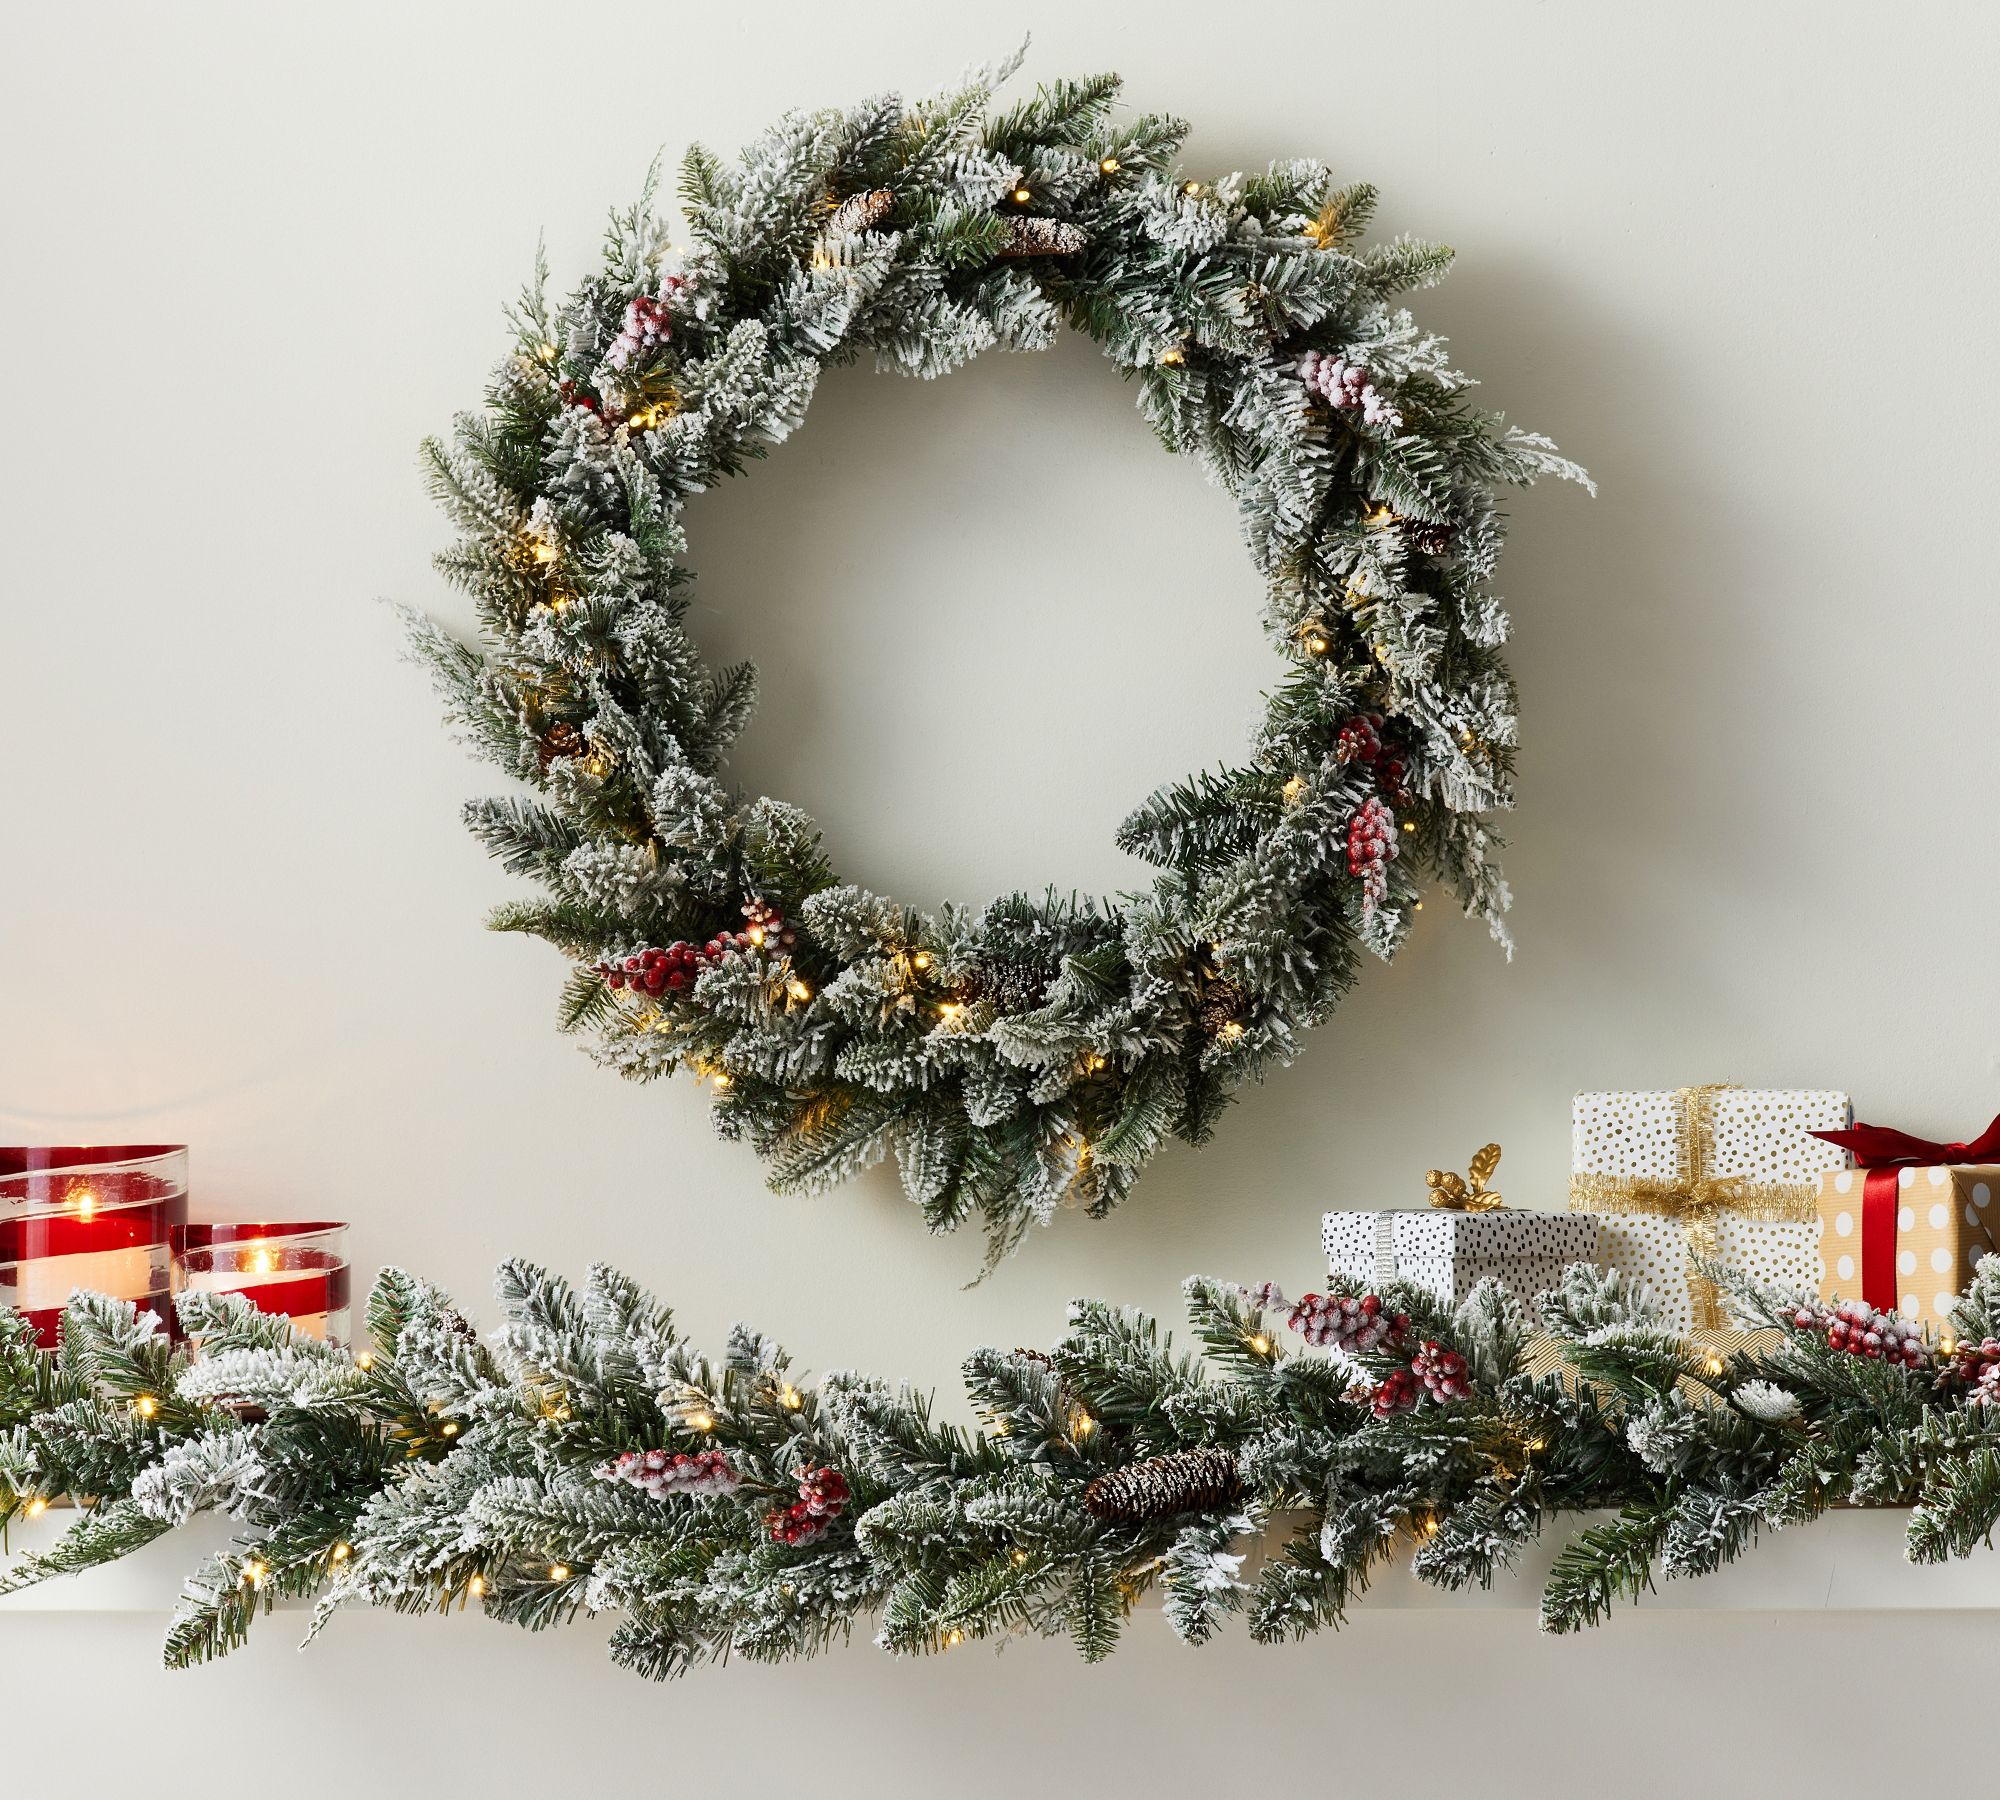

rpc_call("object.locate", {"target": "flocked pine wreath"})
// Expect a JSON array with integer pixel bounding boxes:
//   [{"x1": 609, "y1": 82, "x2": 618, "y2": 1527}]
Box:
[{"x1": 408, "y1": 54, "x2": 1588, "y2": 1259}]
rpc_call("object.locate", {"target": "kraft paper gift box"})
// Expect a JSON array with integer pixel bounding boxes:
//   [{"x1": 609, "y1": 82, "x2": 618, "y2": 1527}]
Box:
[
  {"x1": 1810, "y1": 1112, "x2": 2000, "y2": 1329},
  {"x1": 1321, "y1": 1208, "x2": 1598, "y2": 1308},
  {"x1": 1568, "y1": 1084, "x2": 1851, "y2": 1331}
]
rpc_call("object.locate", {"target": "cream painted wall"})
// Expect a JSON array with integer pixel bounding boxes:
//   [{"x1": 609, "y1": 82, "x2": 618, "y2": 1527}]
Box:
[{"x1": 6, "y1": 1, "x2": 2000, "y2": 1789}]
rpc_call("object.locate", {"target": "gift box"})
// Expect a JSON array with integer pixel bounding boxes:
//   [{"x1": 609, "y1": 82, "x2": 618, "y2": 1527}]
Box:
[
  {"x1": 1809, "y1": 1113, "x2": 2000, "y2": 1329},
  {"x1": 1569, "y1": 1085, "x2": 1850, "y2": 1331},
  {"x1": 1518, "y1": 1325, "x2": 1785, "y2": 1405},
  {"x1": 1322, "y1": 1208, "x2": 1598, "y2": 1308}
]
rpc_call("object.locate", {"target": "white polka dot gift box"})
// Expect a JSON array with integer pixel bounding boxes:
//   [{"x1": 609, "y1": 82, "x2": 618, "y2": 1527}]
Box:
[
  {"x1": 1321, "y1": 1207, "x2": 1599, "y2": 1309},
  {"x1": 1808, "y1": 1112, "x2": 2000, "y2": 1330},
  {"x1": 1568, "y1": 1084, "x2": 1851, "y2": 1331}
]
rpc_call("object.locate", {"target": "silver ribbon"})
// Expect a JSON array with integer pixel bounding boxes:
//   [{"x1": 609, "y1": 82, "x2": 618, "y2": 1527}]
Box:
[{"x1": 1372, "y1": 1210, "x2": 1400, "y2": 1285}]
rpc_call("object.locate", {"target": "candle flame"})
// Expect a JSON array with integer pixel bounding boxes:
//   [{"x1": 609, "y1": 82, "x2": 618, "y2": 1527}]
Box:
[{"x1": 72, "y1": 1186, "x2": 96, "y2": 1221}]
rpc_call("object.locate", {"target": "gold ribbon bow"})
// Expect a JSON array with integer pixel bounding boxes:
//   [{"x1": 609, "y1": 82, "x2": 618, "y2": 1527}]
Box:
[{"x1": 1567, "y1": 1084, "x2": 1816, "y2": 1329}]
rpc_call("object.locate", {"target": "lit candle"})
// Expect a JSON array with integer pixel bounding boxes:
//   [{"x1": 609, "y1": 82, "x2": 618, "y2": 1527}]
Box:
[
  {"x1": 0, "y1": 1147, "x2": 187, "y2": 1346},
  {"x1": 171, "y1": 1221, "x2": 351, "y2": 1347}
]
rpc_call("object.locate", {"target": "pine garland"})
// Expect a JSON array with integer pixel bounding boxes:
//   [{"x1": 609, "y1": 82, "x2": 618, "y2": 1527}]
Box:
[
  {"x1": 408, "y1": 55, "x2": 1589, "y2": 1263},
  {"x1": 10, "y1": 1256, "x2": 2000, "y2": 1674}
]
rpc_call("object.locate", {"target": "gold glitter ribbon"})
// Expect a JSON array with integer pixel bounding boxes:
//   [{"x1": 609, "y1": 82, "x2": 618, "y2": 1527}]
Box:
[{"x1": 1567, "y1": 1083, "x2": 1815, "y2": 1330}]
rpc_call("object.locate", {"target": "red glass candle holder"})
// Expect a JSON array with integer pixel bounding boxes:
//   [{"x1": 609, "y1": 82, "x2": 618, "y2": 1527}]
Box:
[
  {"x1": 0, "y1": 1146, "x2": 189, "y2": 1347},
  {"x1": 171, "y1": 1221, "x2": 351, "y2": 1348}
]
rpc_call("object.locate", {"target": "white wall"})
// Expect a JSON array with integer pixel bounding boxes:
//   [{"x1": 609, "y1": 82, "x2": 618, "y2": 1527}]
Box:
[{"x1": 7, "y1": 1, "x2": 2000, "y2": 1788}]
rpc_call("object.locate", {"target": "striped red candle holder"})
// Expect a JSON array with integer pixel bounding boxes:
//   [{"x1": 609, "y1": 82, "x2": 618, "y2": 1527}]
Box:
[
  {"x1": 171, "y1": 1221, "x2": 351, "y2": 1347},
  {"x1": 0, "y1": 1146, "x2": 189, "y2": 1347}
]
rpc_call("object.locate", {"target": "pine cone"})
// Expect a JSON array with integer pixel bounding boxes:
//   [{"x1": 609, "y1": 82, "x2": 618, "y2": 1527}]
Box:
[
  {"x1": 1084, "y1": 1448, "x2": 1242, "y2": 1523},
  {"x1": 536, "y1": 720, "x2": 586, "y2": 771},
  {"x1": 998, "y1": 217, "x2": 1088, "y2": 257},
  {"x1": 1401, "y1": 519, "x2": 1455, "y2": 558},
  {"x1": 1198, "y1": 979, "x2": 1250, "y2": 1038},
  {"x1": 964, "y1": 962, "x2": 1052, "y2": 1013},
  {"x1": 826, "y1": 189, "x2": 895, "y2": 236}
]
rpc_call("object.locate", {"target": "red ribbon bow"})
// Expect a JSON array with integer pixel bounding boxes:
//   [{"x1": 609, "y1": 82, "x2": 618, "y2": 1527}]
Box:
[
  {"x1": 1810, "y1": 1113, "x2": 2000, "y2": 1169},
  {"x1": 1809, "y1": 1113, "x2": 2000, "y2": 1312}
]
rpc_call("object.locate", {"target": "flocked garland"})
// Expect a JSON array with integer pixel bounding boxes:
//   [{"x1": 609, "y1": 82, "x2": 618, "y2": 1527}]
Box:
[
  {"x1": 9, "y1": 1255, "x2": 2000, "y2": 1675},
  {"x1": 408, "y1": 55, "x2": 1588, "y2": 1261}
]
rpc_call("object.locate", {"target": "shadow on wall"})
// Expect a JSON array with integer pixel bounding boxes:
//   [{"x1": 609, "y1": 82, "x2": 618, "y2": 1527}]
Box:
[{"x1": 660, "y1": 259, "x2": 1816, "y2": 1268}]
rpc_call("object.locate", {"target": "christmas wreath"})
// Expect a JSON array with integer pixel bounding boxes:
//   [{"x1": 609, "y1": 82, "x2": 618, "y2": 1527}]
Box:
[
  {"x1": 8, "y1": 1257, "x2": 2000, "y2": 1675},
  {"x1": 409, "y1": 54, "x2": 1587, "y2": 1259}
]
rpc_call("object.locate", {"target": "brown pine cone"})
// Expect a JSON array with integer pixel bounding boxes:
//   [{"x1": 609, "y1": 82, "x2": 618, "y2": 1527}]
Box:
[
  {"x1": 1084, "y1": 1448, "x2": 1243, "y2": 1523},
  {"x1": 1198, "y1": 979, "x2": 1250, "y2": 1038},
  {"x1": 964, "y1": 962, "x2": 1052, "y2": 1013},
  {"x1": 536, "y1": 721, "x2": 586, "y2": 771}
]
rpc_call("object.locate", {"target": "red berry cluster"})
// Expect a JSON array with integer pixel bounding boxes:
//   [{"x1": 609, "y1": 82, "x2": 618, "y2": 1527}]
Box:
[
  {"x1": 1955, "y1": 1339, "x2": 2000, "y2": 1405},
  {"x1": 740, "y1": 897, "x2": 795, "y2": 952},
  {"x1": 599, "y1": 1448, "x2": 739, "y2": 1500},
  {"x1": 765, "y1": 1464, "x2": 851, "y2": 1547},
  {"x1": 1411, "y1": 1339, "x2": 1472, "y2": 1401},
  {"x1": 1336, "y1": 715, "x2": 1382, "y2": 765},
  {"x1": 1787, "y1": 1299, "x2": 1930, "y2": 1369},
  {"x1": 1372, "y1": 1368, "x2": 1420, "y2": 1416},
  {"x1": 1283, "y1": 1292, "x2": 1476, "y2": 1417},
  {"x1": 1286, "y1": 1291, "x2": 1408, "y2": 1354},
  {"x1": 605, "y1": 292, "x2": 675, "y2": 372},
  {"x1": 598, "y1": 900, "x2": 795, "y2": 1000},
  {"x1": 602, "y1": 942, "x2": 707, "y2": 998},
  {"x1": 1336, "y1": 714, "x2": 1411, "y2": 804},
  {"x1": 1346, "y1": 794, "x2": 1397, "y2": 911}
]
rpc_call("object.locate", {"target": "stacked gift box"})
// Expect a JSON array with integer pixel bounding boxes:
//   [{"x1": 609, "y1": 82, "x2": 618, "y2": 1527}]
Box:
[{"x1": 1318, "y1": 1085, "x2": 2000, "y2": 1345}]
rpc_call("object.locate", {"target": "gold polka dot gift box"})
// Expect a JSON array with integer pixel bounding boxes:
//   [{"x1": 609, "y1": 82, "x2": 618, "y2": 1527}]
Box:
[
  {"x1": 1808, "y1": 1113, "x2": 2000, "y2": 1329},
  {"x1": 1568, "y1": 1084, "x2": 1851, "y2": 1332}
]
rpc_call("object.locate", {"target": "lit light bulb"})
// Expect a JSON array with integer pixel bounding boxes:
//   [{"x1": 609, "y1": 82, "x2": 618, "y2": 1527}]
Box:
[
  {"x1": 440, "y1": 1420, "x2": 460, "y2": 1438},
  {"x1": 536, "y1": 341, "x2": 558, "y2": 363},
  {"x1": 1304, "y1": 632, "x2": 1330, "y2": 656},
  {"x1": 1413, "y1": 900, "x2": 1425, "y2": 912},
  {"x1": 777, "y1": 1386, "x2": 803, "y2": 1411},
  {"x1": 330, "y1": 1541, "x2": 352, "y2": 1563},
  {"x1": 1072, "y1": 1413, "x2": 1096, "y2": 1439},
  {"x1": 687, "y1": 1411, "x2": 716, "y2": 1433},
  {"x1": 710, "y1": 1072, "x2": 732, "y2": 1091},
  {"x1": 1159, "y1": 346, "x2": 1185, "y2": 366},
  {"x1": 1086, "y1": 1054, "x2": 1107, "y2": 1072},
  {"x1": 1282, "y1": 775, "x2": 1306, "y2": 803},
  {"x1": 23, "y1": 1497, "x2": 48, "y2": 1519},
  {"x1": 1012, "y1": 186, "x2": 1032, "y2": 205},
  {"x1": 911, "y1": 951, "x2": 932, "y2": 971},
  {"x1": 1401, "y1": 821, "x2": 1417, "y2": 834},
  {"x1": 529, "y1": 536, "x2": 557, "y2": 565},
  {"x1": 936, "y1": 1001, "x2": 965, "y2": 1023},
  {"x1": 133, "y1": 1394, "x2": 158, "y2": 1420},
  {"x1": 1012, "y1": 1549, "x2": 1029, "y2": 1566},
  {"x1": 242, "y1": 1559, "x2": 269, "y2": 1589},
  {"x1": 468, "y1": 1574, "x2": 487, "y2": 1598},
  {"x1": 355, "y1": 1351, "x2": 374, "y2": 1371},
  {"x1": 1702, "y1": 1355, "x2": 1724, "y2": 1377},
  {"x1": 1249, "y1": 1335, "x2": 1272, "y2": 1356},
  {"x1": 1098, "y1": 156, "x2": 1120, "y2": 174},
  {"x1": 548, "y1": 1564, "x2": 571, "y2": 1582},
  {"x1": 1219, "y1": 1020, "x2": 1246, "y2": 1042},
  {"x1": 945, "y1": 1630, "x2": 963, "y2": 1647},
  {"x1": 1182, "y1": 180, "x2": 1203, "y2": 197},
  {"x1": 786, "y1": 977, "x2": 812, "y2": 1003}
]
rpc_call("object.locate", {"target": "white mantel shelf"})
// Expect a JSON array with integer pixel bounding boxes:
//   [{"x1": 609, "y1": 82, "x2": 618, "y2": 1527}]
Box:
[{"x1": 5, "y1": 1509, "x2": 2000, "y2": 1617}]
